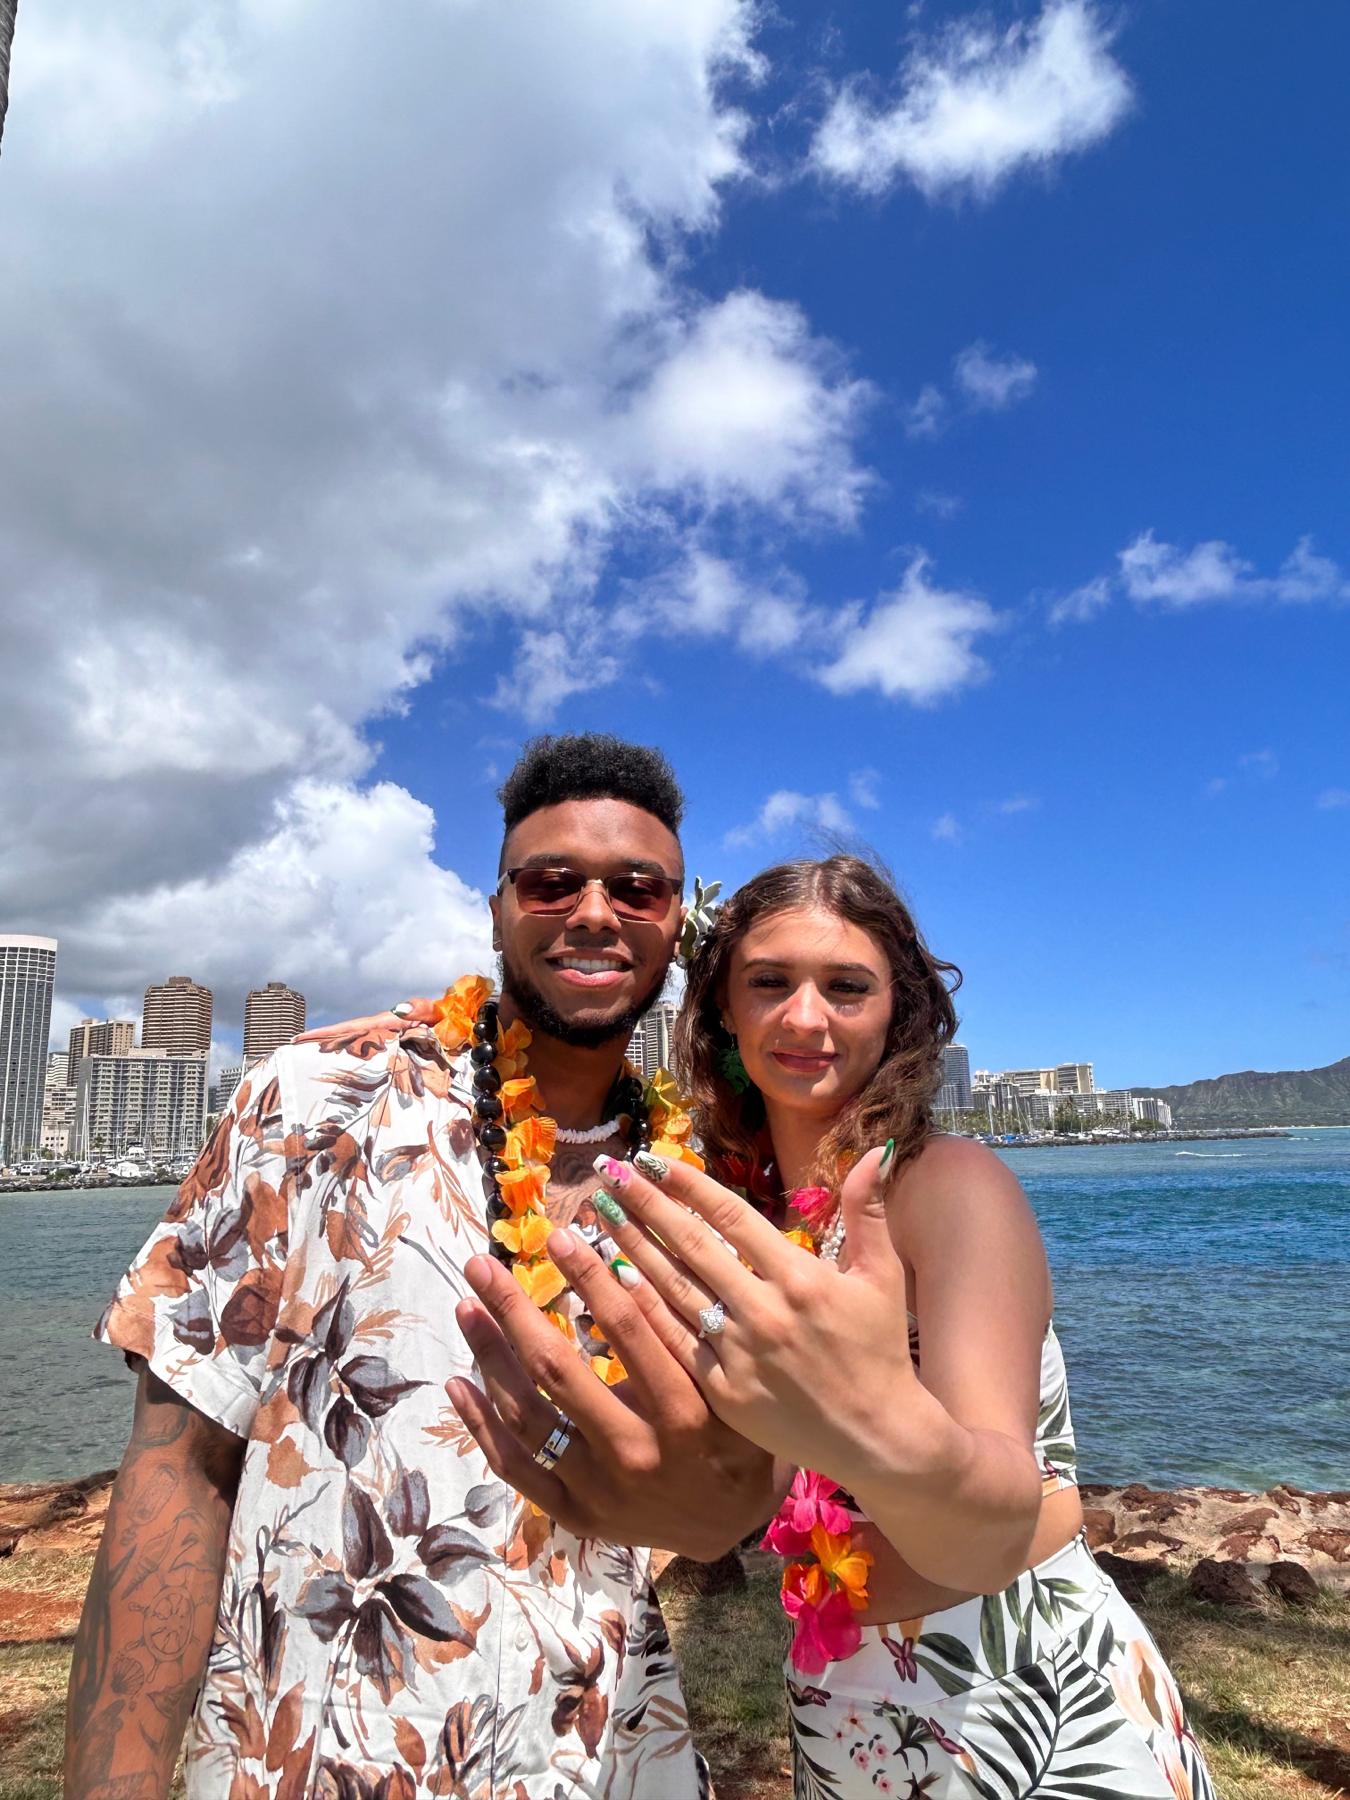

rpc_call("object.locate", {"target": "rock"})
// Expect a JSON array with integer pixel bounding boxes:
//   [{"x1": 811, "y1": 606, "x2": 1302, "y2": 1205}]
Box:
[
  {"x1": 657, "y1": 1551, "x2": 747, "y2": 1598},
  {"x1": 1223, "y1": 1506, "x2": 1278, "y2": 1535},
  {"x1": 1113, "y1": 1529, "x2": 1185, "y2": 1555},
  {"x1": 1300, "y1": 1528, "x2": 1350, "y2": 1562},
  {"x1": 1188, "y1": 1557, "x2": 1261, "y2": 1607},
  {"x1": 1081, "y1": 1507, "x2": 1116, "y2": 1549},
  {"x1": 1095, "y1": 1552, "x2": 1169, "y2": 1603},
  {"x1": 1215, "y1": 1531, "x2": 1283, "y2": 1564},
  {"x1": 1266, "y1": 1561, "x2": 1320, "y2": 1605}
]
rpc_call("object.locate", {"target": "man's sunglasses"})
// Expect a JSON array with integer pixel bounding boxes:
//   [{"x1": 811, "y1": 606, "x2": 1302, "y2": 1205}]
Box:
[{"x1": 499, "y1": 866, "x2": 682, "y2": 921}]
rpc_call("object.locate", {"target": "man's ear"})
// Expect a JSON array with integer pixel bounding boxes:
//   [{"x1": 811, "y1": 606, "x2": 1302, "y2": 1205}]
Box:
[{"x1": 489, "y1": 893, "x2": 502, "y2": 953}]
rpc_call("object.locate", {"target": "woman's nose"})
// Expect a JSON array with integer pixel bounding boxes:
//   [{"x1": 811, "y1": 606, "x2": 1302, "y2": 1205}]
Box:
[{"x1": 781, "y1": 983, "x2": 829, "y2": 1035}]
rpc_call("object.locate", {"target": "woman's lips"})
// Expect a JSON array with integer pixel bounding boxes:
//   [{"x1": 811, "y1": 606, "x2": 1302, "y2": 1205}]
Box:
[{"x1": 770, "y1": 1049, "x2": 838, "y2": 1073}]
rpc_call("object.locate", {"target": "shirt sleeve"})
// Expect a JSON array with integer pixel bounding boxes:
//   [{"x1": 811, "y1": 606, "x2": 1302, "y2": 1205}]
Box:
[{"x1": 93, "y1": 1054, "x2": 292, "y2": 1439}]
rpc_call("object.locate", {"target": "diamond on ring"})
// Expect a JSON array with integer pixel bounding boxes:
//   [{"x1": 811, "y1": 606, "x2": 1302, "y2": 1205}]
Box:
[
  {"x1": 696, "y1": 1301, "x2": 726, "y2": 1339},
  {"x1": 533, "y1": 1415, "x2": 573, "y2": 1471}
]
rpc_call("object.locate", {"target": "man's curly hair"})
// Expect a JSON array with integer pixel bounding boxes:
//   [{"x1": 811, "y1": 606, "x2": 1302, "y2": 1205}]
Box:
[{"x1": 498, "y1": 734, "x2": 684, "y2": 852}]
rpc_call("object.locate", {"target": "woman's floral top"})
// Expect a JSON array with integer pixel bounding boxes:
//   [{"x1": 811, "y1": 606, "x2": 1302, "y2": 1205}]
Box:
[{"x1": 94, "y1": 1008, "x2": 700, "y2": 1800}]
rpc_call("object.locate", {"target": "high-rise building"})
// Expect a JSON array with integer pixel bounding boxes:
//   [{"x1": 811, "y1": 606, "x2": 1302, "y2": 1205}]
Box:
[
  {"x1": 628, "y1": 1000, "x2": 679, "y2": 1081},
  {"x1": 72, "y1": 1050, "x2": 208, "y2": 1160},
  {"x1": 244, "y1": 982, "x2": 306, "y2": 1063},
  {"x1": 935, "y1": 1042, "x2": 972, "y2": 1112},
  {"x1": 210, "y1": 1063, "x2": 244, "y2": 1116},
  {"x1": 142, "y1": 976, "x2": 213, "y2": 1057},
  {"x1": 0, "y1": 934, "x2": 58, "y2": 1163},
  {"x1": 41, "y1": 1051, "x2": 77, "y2": 1157},
  {"x1": 67, "y1": 1018, "x2": 136, "y2": 1082}
]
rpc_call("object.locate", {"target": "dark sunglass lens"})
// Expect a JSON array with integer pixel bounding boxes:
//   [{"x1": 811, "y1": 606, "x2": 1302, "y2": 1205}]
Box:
[
  {"x1": 515, "y1": 869, "x2": 583, "y2": 912},
  {"x1": 607, "y1": 875, "x2": 672, "y2": 919}
]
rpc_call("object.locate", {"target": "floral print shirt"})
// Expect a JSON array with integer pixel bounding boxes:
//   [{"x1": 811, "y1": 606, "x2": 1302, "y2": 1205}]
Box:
[{"x1": 95, "y1": 1009, "x2": 701, "y2": 1800}]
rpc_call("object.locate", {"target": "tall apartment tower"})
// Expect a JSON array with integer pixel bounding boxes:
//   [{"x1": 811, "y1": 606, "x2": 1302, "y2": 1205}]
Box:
[
  {"x1": 936, "y1": 1042, "x2": 973, "y2": 1112},
  {"x1": 142, "y1": 976, "x2": 213, "y2": 1057},
  {"x1": 0, "y1": 934, "x2": 58, "y2": 1162},
  {"x1": 628, "y1": 1000, "x2": 679, "y2": 1082},
  {"x1": 244, "y1": 982, "x2": 306, "y2": 1062},
  {"x1": 67, "y1": 1018, "x2": 136, "y2": 1081}
]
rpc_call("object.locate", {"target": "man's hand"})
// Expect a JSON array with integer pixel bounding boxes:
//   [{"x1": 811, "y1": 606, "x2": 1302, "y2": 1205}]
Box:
[
  {"x1": 65, "y1": 1368, "x2": 244, "y2": 1800},
  {"x1": 447, "y1": 1230, "x2": 779, "y2": 1561}
]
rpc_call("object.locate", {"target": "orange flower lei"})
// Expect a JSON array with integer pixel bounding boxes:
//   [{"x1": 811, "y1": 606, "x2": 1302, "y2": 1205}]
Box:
[{"x1": 427, "y1": 974, "x2": 702, "y2": 1384}]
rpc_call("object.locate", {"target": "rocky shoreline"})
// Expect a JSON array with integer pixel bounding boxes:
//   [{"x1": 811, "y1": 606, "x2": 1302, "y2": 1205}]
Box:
[{"x1": 4, "y1": 1472, "x2": 1346, "y2": 1607}]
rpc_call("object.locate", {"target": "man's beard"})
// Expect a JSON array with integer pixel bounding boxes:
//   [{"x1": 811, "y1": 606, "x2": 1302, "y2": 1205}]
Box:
[{"x1": 499, "y1": 952, "x2": 668, "y2": 1050}]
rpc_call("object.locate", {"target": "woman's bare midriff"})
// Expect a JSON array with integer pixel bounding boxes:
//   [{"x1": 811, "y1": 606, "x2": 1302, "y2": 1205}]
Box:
[{"x1": 851, "y1": 1482, "x2": 1085, "y2": 1626}]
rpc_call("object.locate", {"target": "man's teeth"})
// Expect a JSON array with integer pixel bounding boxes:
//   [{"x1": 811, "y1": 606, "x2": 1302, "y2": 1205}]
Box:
[{"x1": 556, "y1": 959, "x2": 624, "y2": 973}]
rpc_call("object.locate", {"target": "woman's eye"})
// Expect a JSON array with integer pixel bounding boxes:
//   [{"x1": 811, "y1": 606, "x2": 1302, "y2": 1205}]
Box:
[
  {"x1": 831, "y1": 981, "x2": 869, "y2": 997},
  {"x1": 747, "y1": 974, "x2": 786, "y2": 990}
]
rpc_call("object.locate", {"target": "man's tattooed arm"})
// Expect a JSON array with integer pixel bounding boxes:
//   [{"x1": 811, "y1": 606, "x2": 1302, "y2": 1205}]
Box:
[{"x1": 64, "y1": 1367, "x2": 246, "y2": 1800}]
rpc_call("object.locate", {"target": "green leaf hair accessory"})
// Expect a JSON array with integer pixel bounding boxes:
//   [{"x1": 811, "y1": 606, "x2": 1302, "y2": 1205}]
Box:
[{"x1": 677, "y1": 875, "x2": 722, "y2": 967}]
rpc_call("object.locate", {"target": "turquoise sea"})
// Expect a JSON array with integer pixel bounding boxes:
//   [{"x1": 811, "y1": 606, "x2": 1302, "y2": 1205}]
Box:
[{"x1": 1, "y1": 1130, "x2": 1347, "y2": 1489}]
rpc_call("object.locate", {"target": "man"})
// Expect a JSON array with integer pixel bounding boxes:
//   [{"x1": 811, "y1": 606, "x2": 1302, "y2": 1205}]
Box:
[{"x1": 68, "y1": 734, "x2": 774, "y2": 1800}]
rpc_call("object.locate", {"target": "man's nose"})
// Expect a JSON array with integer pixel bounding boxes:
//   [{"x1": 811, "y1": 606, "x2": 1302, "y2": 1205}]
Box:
[{"x1": 566, "y1": 880, "x2": 621, "y2": 932}]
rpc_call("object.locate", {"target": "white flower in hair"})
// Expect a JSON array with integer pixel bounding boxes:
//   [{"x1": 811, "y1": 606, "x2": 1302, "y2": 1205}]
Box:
[{"x1": 677, "y1": 875, "x2": 722, "y2": 966}]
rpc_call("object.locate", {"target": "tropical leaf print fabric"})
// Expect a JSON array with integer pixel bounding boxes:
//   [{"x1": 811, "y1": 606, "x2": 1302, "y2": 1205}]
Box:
[
  {"x1": 95, "y1": 1010, "x2": 702, "y2": 1799},
  {"x1": 786, "y1": 1535, "x2": 1216, "y2": 1799}
]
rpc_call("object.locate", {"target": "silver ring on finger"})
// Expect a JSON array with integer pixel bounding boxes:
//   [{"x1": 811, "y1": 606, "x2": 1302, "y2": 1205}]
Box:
[
  {"x1": 533, "y1": 1413, "x2": 574, "y2": 1470},
  {"x1": 696, "y1": 1301, "x2": 727, "y2": 1339}
]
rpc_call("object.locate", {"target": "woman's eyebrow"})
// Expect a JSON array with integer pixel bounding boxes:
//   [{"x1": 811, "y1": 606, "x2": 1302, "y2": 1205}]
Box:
[{"x1": 740, "y1": 957, "x2": 879, "y2": 976}]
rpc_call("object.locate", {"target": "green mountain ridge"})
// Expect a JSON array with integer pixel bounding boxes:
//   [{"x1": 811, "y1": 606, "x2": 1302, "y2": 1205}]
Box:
[{"x1": 1138, "y1": 1055, "x2": 1350, "y2": 1127}]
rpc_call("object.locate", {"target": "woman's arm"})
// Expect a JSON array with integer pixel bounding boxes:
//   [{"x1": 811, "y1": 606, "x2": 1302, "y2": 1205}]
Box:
[{"x1": 842, "y1": 1137, "x2": 1047, "y2": 1592}]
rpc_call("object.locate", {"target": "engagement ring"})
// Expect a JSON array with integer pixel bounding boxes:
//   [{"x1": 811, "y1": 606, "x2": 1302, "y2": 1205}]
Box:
[{"x1": 696, "y1": 1301, "x2": 726, "y2": 1339}]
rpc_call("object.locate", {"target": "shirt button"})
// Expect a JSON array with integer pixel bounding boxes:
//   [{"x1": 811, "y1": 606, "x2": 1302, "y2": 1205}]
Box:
[{"x1": 514, "y1": 1627, "x2": 531, "y2": 1653}]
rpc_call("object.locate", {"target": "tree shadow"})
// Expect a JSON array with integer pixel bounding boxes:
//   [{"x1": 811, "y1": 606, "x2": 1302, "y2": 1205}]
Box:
[{"x1": 1187, "y1": 1694, "x2": 1350, "y2": 1794}]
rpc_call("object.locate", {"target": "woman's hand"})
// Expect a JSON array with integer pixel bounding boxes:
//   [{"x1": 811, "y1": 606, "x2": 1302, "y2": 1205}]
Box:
[{"x1": 585, "y1": 1144, "x2": 950, "y2": 1497}]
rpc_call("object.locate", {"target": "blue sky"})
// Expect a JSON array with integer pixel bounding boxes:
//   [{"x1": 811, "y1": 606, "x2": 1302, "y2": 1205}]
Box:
[{"x1": 3, "y1": 0, "x2": 1346, "y2": 1085}]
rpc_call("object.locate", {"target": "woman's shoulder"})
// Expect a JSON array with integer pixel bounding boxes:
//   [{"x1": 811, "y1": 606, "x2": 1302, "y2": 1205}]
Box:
[{"x1": 890, "y1": 1133, "x2": 1038, "y2": 1254}]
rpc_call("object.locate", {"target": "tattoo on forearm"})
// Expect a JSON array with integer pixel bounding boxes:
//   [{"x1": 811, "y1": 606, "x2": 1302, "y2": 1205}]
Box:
[{"x1": 65, "y1": 1383, "x2": 241, "y2": 1800}]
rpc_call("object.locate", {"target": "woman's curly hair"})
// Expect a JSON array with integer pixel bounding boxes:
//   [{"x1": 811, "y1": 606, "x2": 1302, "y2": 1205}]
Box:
[{"x1": 673, "y1": 855, "x2": 961, "y2": 1195}]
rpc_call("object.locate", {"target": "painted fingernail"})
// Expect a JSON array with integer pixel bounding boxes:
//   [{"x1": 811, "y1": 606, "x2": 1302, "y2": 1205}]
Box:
[
  {"x1": 633, "y1": 1149, "x2": 669, "y2": 1182},
  {"x1": 593, "y1": 1153, "x2": 631, "y2": 1185},
  {"x1": 594, "y1": 1190, "x2": 628, "y2": 1228},
  {"x1": 610, "y1": 1255, "x2": 642, "y2": 1289},
  {"x1": 879, "y1": 1137, "x2": 896, "y2": 1171}
]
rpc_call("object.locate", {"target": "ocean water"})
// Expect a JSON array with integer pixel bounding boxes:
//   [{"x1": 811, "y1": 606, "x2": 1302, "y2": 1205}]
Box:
[{"x1": 1, "y1": 1131, "x2": 1347, "y2": 1489}]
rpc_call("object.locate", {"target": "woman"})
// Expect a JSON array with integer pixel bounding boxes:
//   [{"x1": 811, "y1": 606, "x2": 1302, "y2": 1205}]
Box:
[{"x1": 588, "y1": 855, "x2": 1216, "y2": 1800}]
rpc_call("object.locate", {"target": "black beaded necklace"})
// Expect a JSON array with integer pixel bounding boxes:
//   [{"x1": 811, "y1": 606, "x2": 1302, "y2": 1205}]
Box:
[{"x1": 468, "y1": 998, "x2": 652, "y2": 1265}]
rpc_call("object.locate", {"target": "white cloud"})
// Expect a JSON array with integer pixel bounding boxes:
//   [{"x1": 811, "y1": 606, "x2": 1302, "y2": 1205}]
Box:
[
  {"x1": 906, "y1": 384, "x2": 949, "y2": 439},
  {"x1": 725, "y1": 790, "x2": 853, "y2": 848},
  {"x1": 811, "y1": 0, "x2": 1132, "y2": 200},
  {"x1": 915, "y1": 489, "x2": 964, "y2": 520},
  {"x1": 849, "y1": 769, "x2": 882, "y2": 811},
  {"x1": 931, "y1": 812, "x2": 963, "y2": 843},
  {"x1": 1315, "y1": 789, "x2": 1350, "y2": 810},
  {"x1": 0, "y1": 0, "x2": 875, "y2": 1025},
  {"x1": 953, "y1": 342, "x2": 1037, "y2": 410},
  {"x1": 1239, "y1": 749, "x2": 1279, "y2": 779},
  {"x1": 818, "y1": 555, "x2": 999, "y2": 703},
  {"x1": 1205, "y1": 778, "x2": 1229, "y2": 797},
  {"x1": 57, "y1": 781, "x2": 494, "y2": 1034},
  {"x1": 626, "y1": 291, "x2": 873, "y2": 524},
  {"x1": 1119, "y1": 532, "x2": 1255, "y2": 606},
  {"x1": 615, "y1": 551, "x2": 815, "y2": 659},
  {"x1": 1048, "y1": 574, "x2": 1113, "y2": 625},
  {"x1": 1118, "y1": 531, "x2": 1350, "y2": 607},
  {"x1": 996, "y1": 794, "x2": 1040, "y2": 814}
]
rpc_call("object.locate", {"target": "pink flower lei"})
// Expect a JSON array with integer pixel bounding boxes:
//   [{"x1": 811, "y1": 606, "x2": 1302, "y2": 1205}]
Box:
[{"x1": 760, "y1": 1190, "x2": 874, "y2": 1675}]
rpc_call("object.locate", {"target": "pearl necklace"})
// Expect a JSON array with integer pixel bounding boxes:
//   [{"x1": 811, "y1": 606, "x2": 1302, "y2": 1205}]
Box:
[{"x1": 818, "y1": 1211, "x2": 846, "y2": 1264}]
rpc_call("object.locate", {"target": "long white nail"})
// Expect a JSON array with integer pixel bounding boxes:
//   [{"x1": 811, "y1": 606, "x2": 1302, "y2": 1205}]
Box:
[{"x1": 610, "y1": 1255, "x2": 642, "y2": 1289}]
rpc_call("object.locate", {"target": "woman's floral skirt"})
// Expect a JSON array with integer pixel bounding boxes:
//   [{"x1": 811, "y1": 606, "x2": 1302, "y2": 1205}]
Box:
[{"x1": 786, "y1": 1532, "x2": 1216, "y2": 1799}]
